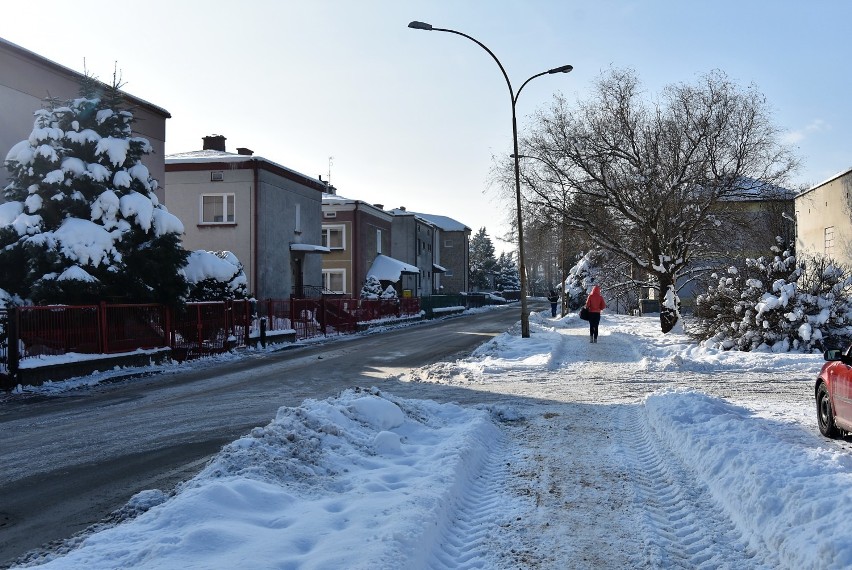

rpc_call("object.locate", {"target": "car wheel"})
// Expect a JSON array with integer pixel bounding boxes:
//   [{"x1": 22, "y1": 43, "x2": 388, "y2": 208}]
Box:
[{"x1": 817, "y1": 383, "x2": 839, "y2": 438}]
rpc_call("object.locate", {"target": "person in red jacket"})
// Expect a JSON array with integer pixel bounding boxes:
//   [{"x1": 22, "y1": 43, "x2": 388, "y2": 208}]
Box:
[{"x1": 585, "y1": 285, "x2": 606, "y2": 343}]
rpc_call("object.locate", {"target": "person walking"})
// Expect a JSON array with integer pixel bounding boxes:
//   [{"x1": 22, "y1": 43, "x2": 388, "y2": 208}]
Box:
[
  {"x1": 547, "y1": 289, "x2": 559, "y2": 318},
  {"x1": 585, "y1": 285, "x2": 606, "y2": 343}
]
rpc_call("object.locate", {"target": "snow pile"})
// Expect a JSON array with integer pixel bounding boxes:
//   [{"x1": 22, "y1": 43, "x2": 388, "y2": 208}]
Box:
[
  {"x1": 643, "y1": 390, "x2": 852, "y2": 568},
  {"x1": 26, "y1": 388, "x2": 506, "y2": 569}
]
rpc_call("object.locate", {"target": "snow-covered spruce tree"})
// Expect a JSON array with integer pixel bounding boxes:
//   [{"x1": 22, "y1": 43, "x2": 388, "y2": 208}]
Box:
[
  {"x1": 693, "y1": 239, "x2": 852, "y2": 351},
  {"x1": 495, "y1": 252, "x2": 521, "y2": 292},
  {"x1": 184, "y1": 251, "x2": 248, "y2": 302},
  {"x1": 562, "y1": 251, "x2": 601, "y2": 310},
  {"x1": 469, "y1": 227, "x2": 498, "y2": 291},
  {"x1": 380, "y1": 285, "x2": 398, "y2": 300},
  {"x1": 0, "y1": 74, "x2": 188, "y2": 306},
  {"x1": 360, "y1": 275, "x2": 384, "y2": 300}
]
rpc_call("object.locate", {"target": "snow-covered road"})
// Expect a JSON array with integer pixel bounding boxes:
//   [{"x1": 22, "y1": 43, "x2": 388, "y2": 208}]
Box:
[{"x1": 14, "y1": 310, "x2": 852, "y2": 569}]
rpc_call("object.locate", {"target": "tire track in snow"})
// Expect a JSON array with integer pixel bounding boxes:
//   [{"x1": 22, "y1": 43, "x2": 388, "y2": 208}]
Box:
[
  {"x1": 424, "y1": 431, "x2": 518, "y2": 569},
  {"x1": 620, "y1": 405, "x2": 773, "y2": 569}
]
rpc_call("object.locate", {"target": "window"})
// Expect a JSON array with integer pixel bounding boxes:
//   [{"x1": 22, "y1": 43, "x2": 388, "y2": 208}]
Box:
[
  {"x1": 825, "y1": 226, "x2": 835, "y2": 256},
  {"x1": 376, "y1": 229, "x2": 383, "y2": 254},
  {"x1": 444, "y1": 239, "x2": 453, "y2": 248},
  {"x1": 445, "y1": 269, "x2": 454, "y2": 277},
  {"x1": 201, "y1": 194, "x2": 235, "y2": 224},
  {"x1": 295, "y1": 203, "x2": 302, "y2": 234},
  {"x1": 323, "y1": 269, "x2": 346, "y2": 293},
  {"x1": 322, "y1": 225, "x2": 345, "y2": 249},
  {"x1": 210, "y1": 171, "x2": 224, "y2": 182}
]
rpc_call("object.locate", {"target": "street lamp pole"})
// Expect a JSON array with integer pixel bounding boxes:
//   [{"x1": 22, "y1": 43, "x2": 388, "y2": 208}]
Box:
[
  {"x1": 408, "y1": 20, "x2": 572, "y2": 338},
  {"x1": 512, "y1": 152, "x2": 571, "y2": 316}
]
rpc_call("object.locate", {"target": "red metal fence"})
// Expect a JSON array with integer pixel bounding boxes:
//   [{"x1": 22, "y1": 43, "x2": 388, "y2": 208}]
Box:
[{"x1": 1, "y1": 296, "x2": 424, "y2": 377}]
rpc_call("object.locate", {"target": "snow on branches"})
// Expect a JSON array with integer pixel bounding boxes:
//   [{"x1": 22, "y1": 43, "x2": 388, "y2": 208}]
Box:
[
  {"x1": 0, "y1": 78, "x2": 189, "y2": 305},
  {"x1": 562, "y1": 251, "x2": 602, "y2": 310},
  {"x1": 693, "y1": 239, "x2": 852, "y2": 352}
]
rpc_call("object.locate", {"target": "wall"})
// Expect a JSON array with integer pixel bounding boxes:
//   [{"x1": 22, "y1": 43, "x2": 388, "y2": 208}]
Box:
[
  {"x1": 322, "y1": 214, "x2": 354, "y2": 293},
  {"x1": 258, "y1": 168, "x2": 325, "y2": 299},
  {"x1": 796, "y1": 171, "x2": 852, "y2": 266},
  {"x1": 437, "y1": 229, "x2": 470, "y2": 293},
  {"x1": 165, "y1": 167, "x2": 255, "y2": 292}
]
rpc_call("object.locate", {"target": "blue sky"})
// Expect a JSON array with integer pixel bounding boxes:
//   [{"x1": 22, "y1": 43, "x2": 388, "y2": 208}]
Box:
[{"x1": 3, "y1": 1, "x2": 850, "y2": 252}]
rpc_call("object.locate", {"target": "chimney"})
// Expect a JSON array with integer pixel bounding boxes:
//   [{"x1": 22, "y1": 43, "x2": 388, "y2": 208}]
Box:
[
  {"x1": 397, "y1": 206, "x2": 406, "y2": 211},
  {"x1": 202, "y1": 134, "x2": 226, "y2": 152},
  {"x1": 236, "y1": 147, "x2": 253, "y2": 156}
]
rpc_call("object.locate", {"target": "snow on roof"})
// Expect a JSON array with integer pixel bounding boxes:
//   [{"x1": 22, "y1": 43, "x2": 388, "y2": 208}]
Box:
[
  {"x1": 322, "y1": 192, "x2": 354, "y2": 204},
  {"x1": 166, "y1": 150, "x2": 322, "y2": 188},
  {"x1": 411, "y1": 212, "x2": 470, "y2": 232},
  {"x1": 433, "y1": 263, "x2": 447, "y2": 273},
  {"x1": 719, "y1": 180, "x2": 797, "y2": 202},
  {"x1": 165, "y1": 150, "x2": 242, "y2": 161},
  {"x1": 289, "y1": 243, "x2": 330, "y2": 253},
  {"x1": 367, "y1": 254, "x2": 419, "y2": 282}
]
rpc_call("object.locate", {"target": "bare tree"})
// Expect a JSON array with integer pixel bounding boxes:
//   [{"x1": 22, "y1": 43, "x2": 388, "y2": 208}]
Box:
[{"x1": 522, "y1": 68, "x2": 797, "y2": 332}]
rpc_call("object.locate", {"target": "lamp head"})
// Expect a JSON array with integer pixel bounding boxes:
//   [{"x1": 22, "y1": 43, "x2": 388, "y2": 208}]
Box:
[
  {"x1": 408, "y1": 21, "x2": 433, "y2": 30},
  {"x1": 548, "y1": 64, "x2": 574, "y2": 74}
]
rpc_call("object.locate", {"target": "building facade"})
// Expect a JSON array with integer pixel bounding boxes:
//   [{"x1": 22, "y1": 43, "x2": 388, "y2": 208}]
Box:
[
  {"x1": 389, "y1": 208, "x2": 438, "y2": 297},
  {"x1": 410, "y1": 213, "x2": 471, "y2": 294},
  {"x1": 165, "y1": 136, "x2": 327, "y2": 299},
  {"x1": 795, "y1": 168, "x2": 852, "y2": 266},
  {"x1": 321, "y1": 193, "x2": 393, "y2": 295}
]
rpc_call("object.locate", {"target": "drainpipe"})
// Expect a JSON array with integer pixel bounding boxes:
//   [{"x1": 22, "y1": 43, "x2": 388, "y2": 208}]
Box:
[
  {"x1": 353, "y1": 202, "x2": 359, "y2": 295},
  {"x1": 253, "y1": 161, "x2": 259, "y2": 299}
]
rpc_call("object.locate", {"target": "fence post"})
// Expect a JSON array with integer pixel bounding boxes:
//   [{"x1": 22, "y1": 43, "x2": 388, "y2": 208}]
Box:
[
  {"x1": 321, "y1": 296, "x2": 327, "y2": 336},
  {"x1": 243, "y1": 300, "x2": 250, "y2": 346},
  {"x1": 165, "y1": 304, "x2": 173, "y2": 349},
  {"x1": 260, "y1": 316, "x2": 267, "y2": 348},
  {"x1": 99, "y1": 301, "x2": 108, "y2": 353},
  {"x1": 196, "y1": 303, "x2": 203, "y2": 351},
  {"x1": 5, "y1": 308, "x2": 18, "y2": 389}
]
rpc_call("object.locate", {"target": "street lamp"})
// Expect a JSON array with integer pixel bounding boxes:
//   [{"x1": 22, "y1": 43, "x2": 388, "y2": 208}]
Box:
[{"x1": 408, "y1": 20, "x2": 572, "y2": 338}]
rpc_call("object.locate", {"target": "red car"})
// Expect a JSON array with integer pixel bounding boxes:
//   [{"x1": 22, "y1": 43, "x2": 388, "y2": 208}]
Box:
[{"x1": 817, "y1": 347, "x2": 852, "y2": 437}]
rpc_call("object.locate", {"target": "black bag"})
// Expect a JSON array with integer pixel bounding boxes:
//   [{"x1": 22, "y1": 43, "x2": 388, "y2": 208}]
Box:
[{"x1": 580, "y1": 307, "x2": 589, "y2": 320}]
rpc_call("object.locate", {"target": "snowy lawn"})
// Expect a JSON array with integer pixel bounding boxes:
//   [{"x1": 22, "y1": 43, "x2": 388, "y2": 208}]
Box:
[{"x1": 15, "y1": 311, "x2": 852, "y2": 569}]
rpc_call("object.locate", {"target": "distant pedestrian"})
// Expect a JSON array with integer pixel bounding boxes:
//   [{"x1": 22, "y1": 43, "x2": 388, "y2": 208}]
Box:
[
  {"x1": 585, "y1": 285, "x2": 606, "y2": 343},
  {"x1": 547, "y1": 289, "x2": 559, "y2": 318}
]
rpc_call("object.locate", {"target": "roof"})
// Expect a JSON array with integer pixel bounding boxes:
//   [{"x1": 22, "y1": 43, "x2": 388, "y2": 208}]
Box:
[
  {"x1": 367, "y1": 255, "x2": 419, "y2": 283},
  {"x1": 796, "y1": 166, "x2": 852, "y2": 199},
  {"x1": 0, "y1": 37, "x2": 171, "y2": 119},
  {"x1": 718, "y1": 180, "x2": 797, "y2": 203},
  {"x1": 410, "y1": 212, "x2": 470, "y2": 232},
  {"x1": 166, "y1": 150, "x2": 326, "y2": 192},
  {"x1": 290, "y1": 243, "x2": 330, "y2": 253},
  {"x1": 322, "y1": 192, "x2": 355, "y2": 205}
]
